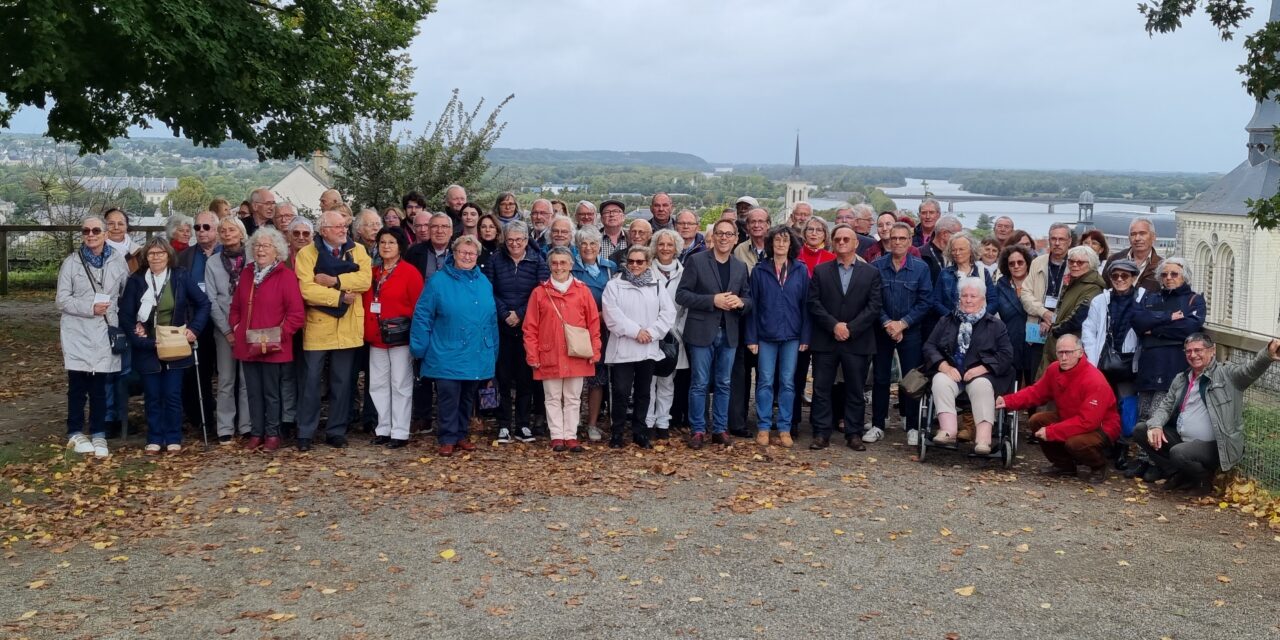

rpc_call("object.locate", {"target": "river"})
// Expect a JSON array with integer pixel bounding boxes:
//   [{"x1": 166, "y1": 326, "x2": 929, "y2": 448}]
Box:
[{"x1": 808, "y1": 178, "x2": 1178, "y2": 236}]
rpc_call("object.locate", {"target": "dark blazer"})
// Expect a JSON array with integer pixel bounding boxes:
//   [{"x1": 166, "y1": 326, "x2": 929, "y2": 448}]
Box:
[
  {"x1": 922, "y1": 312, "x2": 1016, "y2": 394},
  {"x1": 807, "y1": 259, "x2": 882, "y2": 355},
  {"x1": 676, "y1": 250, "x2": 752, "y2": 348},
  {"x1": 119, "y1": 267, "x2": 212, "y2": 375}
]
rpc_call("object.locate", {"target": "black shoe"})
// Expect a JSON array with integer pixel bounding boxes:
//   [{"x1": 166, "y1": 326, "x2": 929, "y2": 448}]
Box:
[
  {"x1": 728, "y1": 428, "x2": 752, "y2": 438},
  {"x1": 845, "y1": 438, "x2": 866, "y2": 452},
  {"x1": 1039, "y1": 464, "x2": 1074, "y2": 477},
  {"x1": 655, "y1": 429, "x2": 670, "y2": 440},
  {"x1": 609, "y1": 436, "x2": 625, "y2": 449},
  {"x1": 371, "y1": 435, "x2": 391, "y2": 446},
  {"x1": 325, "y1": 435, "x2": 349, "y2": 449},
  {"x1": 218, "y1": 434, "x2": 232, "y2": 444},
  {"x1": 104, "y1": 420, "x2": 122, "y2": 440},
  {"x1": 634, "y1": 435, "x2": 653, "y2": 449},
  {"x1": 280, "y1": 422, "x2": 296, "y2": 439},
  {"x1": 809, "y1": 436, "x2": 830, "y2": 450},
  {"x1": 1142, "y1": 465, "x2": 1165, "y2": 483},
  {"x1": 1123, "y1": 459, "x2": 1148, "y2": 479},
  {"x1": 712, "y1": 432, "x2": 730, "y2": 446},
  {"x1": 689, "y1": 433, "x2": 705, "y2": 450},
  {"x1": 386, "y1": 438, "x2": 409, "y2": 449},
  {"x1": 1161, "y1": 472, "x2": 1196, "y2": 491},
  {"x1": 296, "y1": 438, "x2": 312, "y2": 452}
]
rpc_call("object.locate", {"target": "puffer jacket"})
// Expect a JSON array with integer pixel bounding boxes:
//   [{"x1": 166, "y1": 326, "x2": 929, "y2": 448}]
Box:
[
  {"x1": 1145, "y1": 346, "x2": 1276, "y2": 471},
  {"x1": 410, "y1": 259, "x2": 498, "y2": 381},
  {"x1": 294, "y1": 242, "x2": 373, "y2": 351},
  {"x1": 484, "y1": 248, "x2": 549, "y2": 328},
  {"x1": 1130, "y1": 283, "x2": 1205, "y2": 393},
  {"x1": 523, "y1": 278, "x2": 602, "y2": 380},
  {"x1": 56, "y1": 248, "x2": 128, "y2": 374},
  {"x1": 602, "y1": 274, "x2": 675, "y2": 364}
]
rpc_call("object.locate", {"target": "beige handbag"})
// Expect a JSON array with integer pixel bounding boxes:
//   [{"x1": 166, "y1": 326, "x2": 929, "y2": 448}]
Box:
[
  {"x1": 549, "y1": 297, "x2": 593, "y2": 359},
  {"x1": 155, "y1": 325, "x2": 193, "y2": 361}
]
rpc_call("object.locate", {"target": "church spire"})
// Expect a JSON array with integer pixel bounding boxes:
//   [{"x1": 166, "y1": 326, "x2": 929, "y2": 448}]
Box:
[{"x1": 791, "y1": 131, "x2": 800, "y2": 178}]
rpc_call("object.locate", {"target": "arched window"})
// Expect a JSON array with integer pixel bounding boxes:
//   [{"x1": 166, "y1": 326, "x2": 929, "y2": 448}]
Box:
[
  {"x1": 1214, "y1": 244, "x2": 1235, "y2": 326},
  {"x1": 1196, "y1": 242, "x2": 1214, "y2": 317}
]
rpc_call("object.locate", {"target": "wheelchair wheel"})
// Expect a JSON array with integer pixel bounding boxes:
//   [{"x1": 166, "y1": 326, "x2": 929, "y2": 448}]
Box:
[
  {"x1": 1001, "y1": 439, "x2": 1014, "y2": 469},
  {"x1": 918, "y1": 428, "x2": 929, "y2": 462}
]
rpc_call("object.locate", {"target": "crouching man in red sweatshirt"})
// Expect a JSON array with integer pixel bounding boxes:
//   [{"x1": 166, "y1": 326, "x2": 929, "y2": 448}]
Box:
[{"x1": 996, "y1": 334, "x2": 1120, "y2": 484}]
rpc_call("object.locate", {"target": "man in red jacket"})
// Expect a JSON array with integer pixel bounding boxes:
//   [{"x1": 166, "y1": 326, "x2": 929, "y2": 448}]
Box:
[{"x1": 996, "y1": 334, "x2": 1120, "y2": 484}]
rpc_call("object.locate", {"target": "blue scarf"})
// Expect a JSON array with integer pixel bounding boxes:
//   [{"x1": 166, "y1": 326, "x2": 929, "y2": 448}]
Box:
[
  {"x1": 954, "y1": 306, "x2": 986, "y2": 365},
  {"x1": 80, "y1": 244, "x2": 113, "y2": 269}
]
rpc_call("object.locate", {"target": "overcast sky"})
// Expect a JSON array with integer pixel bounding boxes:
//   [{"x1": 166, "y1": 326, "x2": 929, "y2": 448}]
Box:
[{"x1": 8, "y1": 0, "x2": 1270, "y2": 172}]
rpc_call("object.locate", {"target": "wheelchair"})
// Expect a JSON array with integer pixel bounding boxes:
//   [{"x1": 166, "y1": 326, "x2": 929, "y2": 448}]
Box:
[{"x1": 916, "y1": 376, "x2": 1019, "y2": 468}]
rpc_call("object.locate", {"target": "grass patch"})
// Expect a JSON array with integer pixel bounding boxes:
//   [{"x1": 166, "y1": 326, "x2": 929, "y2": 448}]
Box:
[
  {"x1": 5, "y1": 266, "x2": 60, "y2": 292},
  {"x1": 1242, "y1": 402, "x2": 1280, "y2": 492}
]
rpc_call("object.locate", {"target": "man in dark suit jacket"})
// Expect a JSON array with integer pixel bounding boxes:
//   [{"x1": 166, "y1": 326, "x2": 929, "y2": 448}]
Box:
[
  {"x1": 676, "y1": 219, "x2": 752, "y2": 449},
  {"x1": 808, "y1": 224, "x2": 883, "y2": 450}
]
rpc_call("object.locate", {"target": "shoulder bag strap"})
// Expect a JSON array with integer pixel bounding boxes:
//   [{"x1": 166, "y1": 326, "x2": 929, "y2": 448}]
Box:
[
  {"x1": 547, "y1": 289, "x2": 568, "y2": 326},
  {"x1": 246, "y1": 280, "x2": 256, "y2": 330},
  {"x1": 77, "y1": 252, "x2": 113, "y2": 332}
]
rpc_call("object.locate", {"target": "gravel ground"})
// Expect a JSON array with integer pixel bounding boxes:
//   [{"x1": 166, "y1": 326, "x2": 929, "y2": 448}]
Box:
[{"x1": 3, "y1": 430, "x2": 1279, "y2": 640}]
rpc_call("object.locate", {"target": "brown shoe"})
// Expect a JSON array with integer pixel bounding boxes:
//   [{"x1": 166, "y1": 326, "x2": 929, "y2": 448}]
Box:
[
  {"x1": 956, "y1": 426, "x2": 974, "y2": 442},
  {"x1": 438, "y1": 444, "x2": 455, "y2": 457},
  {"x1": 1079, "y1": 465, "x2": 1109, "y2": 485},
  {"x1": 778, "y1": 433, "x2": 794, "y2": 448},
  {"x1": 755, "y1": 431, "x2": 770, "y2": 446},
  {"x1": 457, "y1": 440, "x2": 477, "y2": 452}
]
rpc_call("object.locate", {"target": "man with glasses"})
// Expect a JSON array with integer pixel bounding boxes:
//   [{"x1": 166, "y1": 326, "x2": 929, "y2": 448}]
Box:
[
  {"x1": 243, "y1": 188, "x2": 276, "y2": 236},
  {"x1": 1106, "y1": 218, "x2": 1162, "y2": 293},
  {"x1": 176, "y1": 210, "x2": 221, "y2": 439},
  {"x1": 869, "y1": 222, "x2": 933, "y2": 445},
  {"x1": 809, "y1": 224, "x2": 882, "y2": 450},
  {"x1": 294, "y1": 210, "x2": 373, "y2": 451},
  {"x1": 844, "y1": 204, "x2": 878, "y2": 258},
  {"x1": 1020, "y1": 223, "x2": 1074, "y2": 371},
  {"x1": 677, "y1": 219, "x2": 752, "y2": 449},
  {"x1": 528, "y1": 199, "x2": 555, "y2": 254},
  {"x1": 610, "y1": 218, "x2": 652, "y2": 266},
  {"x1": 575, "y1": 201, "x2": 599, "y2": 229},
  {"x1": 675, "y1": 209, "x2": 706, "y2": 262},
  {"x1": 997, "y1": 334, "x2": 1120, "y2": 484},
  {"x1": 788, "y1": 202, "x2": 814, "y2": 236},
  {"x1": 599, "y1": 199, "x2": 628, "y2": 260},
  {"x1": 1135, "y1": 334, "x2": 1280, "y2": 492}
]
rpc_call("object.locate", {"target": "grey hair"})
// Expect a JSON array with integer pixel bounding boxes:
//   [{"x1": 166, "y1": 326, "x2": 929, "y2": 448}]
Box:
[
  {"x1": 165, "y1": 213, "x2": 193, "y2": 237},
  {"x1": 919, "y1": 198, "x2": 942, "y2": 213},
  {"x1": 217, "y1": 216, "x2": 248, "y2": 241},
  {"x1": 1129, "y1": 217, "x2": 1155, "y2": 234},
  {"x1": 575, "y1": 225, "x2": 602, "y2": 247},
  {"x1": 575, "y1": 200, "x2": 597, "y2": 213},
  {"x1": 994, "y1": 215, "x2": 1014, "y2": 226},
  {"x1": 1067, "y1": 245, "x2": 1100, "y2": 269},
  {"x1": 445, "y1": 184, "x2": 466, "y2": 197},
  {"x1": 81, "y1": 214, "x2": 104, "y2": 227},
  {"x1": 249, "y1": 226, "x2": 290, "y2": 260},
  {"x1": 275, "y1": 202, "x2": 297, "y2": 216},
  {"x1": 946, "y1": 233, "x2": 979, "y2": 266},
  {"x1": 850, "y1": 203, "x2": 876, "y2": 220},
  {"x1": 1184, "y1": 332, "x2": 1215, "y2": 349},
  {"x1": 357, "y1": 208, "x2": 381, "y2": 226},
  {"x1": 675, "y1": 209, "x2": 698, "y2": 224},
  {"x1": 452, "y1": 233, "x2": 482, "y2": 254},
  {"x1": 288, "y1": 217, "x2": 314, "y2": 233},
  {"x1": 430, "y1": 212, "x2": 452, "y2": 227},
  {"x1": 1048, "y1": 222, "x2": 1075, "y2": 241},
  {"x1": 957, "y1": 275, "x2": 987, "y2": 299},
  {"x1": 503, "y1": 220, "x2": 530, "y2": 239},
  {"x1": 547, "y1": 246, "x2": 574, "y2": 261},
  {"x1": 1160, "y1": 256, "x2": 1191, "y2": 283},
  {"x1": 650, "y1": 228, "x2": 685, "y2": 254},
  {"x1": 549, "y1": 214, "x2": 577, "y2": 236},
  {"x1": 530, "y1": 198, "x2": 552, "y2": 212},
  {"x1": 250, "y1": 188, "x2": 273, "y2": 205},
  {"x1": 936, "y1": 215, "x2": 963, "y2": 233}
]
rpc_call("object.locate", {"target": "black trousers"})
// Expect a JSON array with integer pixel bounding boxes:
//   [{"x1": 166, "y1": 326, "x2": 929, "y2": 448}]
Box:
[
  {"x1": 671, "y1": 367, "x2": 691, "y2": 429},
  {"x1": 610, "y1": 360, "x2": 654, "y2": 439},
  {"x1": 182, "y1": 328, "x2": 217, "y2": 433},
  {"x1": 729, "y1": 342, "x2": 756, "y2": 431},
  {"x1": 496, "y1": 329, "x2": 534, "y2": 430},
  {"x1": 811, "y1": 351, "x2": 870, "y2": 441},
  {"x1": 1135, "y1": 423, "x2": 1221, "y2": 480},
  {"x1": 242, "y1": 361, "x2": 284, "y2": 438}
]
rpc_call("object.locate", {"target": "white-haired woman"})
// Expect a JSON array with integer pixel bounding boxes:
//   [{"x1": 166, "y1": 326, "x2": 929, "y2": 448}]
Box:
[
  {"x1": 166, "y1": 214, "x2": 193, "y2": 253},
  {"x1": 645, "y1": 228, "x2": 687, "y2": 440},
  {"x1": 205, "y1": 216, "x2": 252, "y2": 443},
  {"x1": 931, "y1": 233, "x2": 996, "y2": 318},
  {"x1": 1040, "y1": 245, "x2": 1106, "y2": 374},
  {"x1": 922, "y1": 276, "x2": 1014, "y2": 454}
]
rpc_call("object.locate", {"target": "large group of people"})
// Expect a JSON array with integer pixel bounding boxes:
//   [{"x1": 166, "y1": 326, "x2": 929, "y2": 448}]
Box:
[{"x1": 55, "y1": 189, "x2": 1280, "y2": 495}]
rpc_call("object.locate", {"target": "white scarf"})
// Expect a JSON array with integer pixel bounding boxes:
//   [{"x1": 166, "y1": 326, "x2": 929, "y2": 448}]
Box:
[
  {"x1": 138, "y1": 268, "x2": 170, "y2": 323},
  {"x1": 551, "y1": 276, "x2": 572, "y2": 293}
]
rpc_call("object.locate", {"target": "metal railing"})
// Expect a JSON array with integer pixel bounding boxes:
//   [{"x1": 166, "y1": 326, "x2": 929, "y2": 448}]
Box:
[{"x1": 0, "y1": 225, "x2": 165, "y2": 294}]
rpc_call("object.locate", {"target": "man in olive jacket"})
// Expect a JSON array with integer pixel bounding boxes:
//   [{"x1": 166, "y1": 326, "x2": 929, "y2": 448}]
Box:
[{"x1": 1136, "y1": 333, "x2": 1280, "y2": 491}]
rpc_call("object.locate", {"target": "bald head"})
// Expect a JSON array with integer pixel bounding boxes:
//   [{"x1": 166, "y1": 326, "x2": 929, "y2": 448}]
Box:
[
  {"x1": 627, "y1": 218, "x2": 653, "y2": 247},
  {"x1": 320, "y1": 189, "x2": 343, "y2": 211}
]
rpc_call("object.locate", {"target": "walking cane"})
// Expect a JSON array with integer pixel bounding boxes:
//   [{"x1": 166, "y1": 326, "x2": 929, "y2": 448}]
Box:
[{"x1": 193, "y1": 340, "x2": 210, "y2": 450}]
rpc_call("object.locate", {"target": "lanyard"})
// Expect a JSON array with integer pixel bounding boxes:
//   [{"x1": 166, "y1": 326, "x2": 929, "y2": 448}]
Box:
[
  {"x1": 774, "y1": 261, "x2": 788, "y2": 288},
  {"x1": 373, "y1": 262, "x2": 397, "y2": 301}
]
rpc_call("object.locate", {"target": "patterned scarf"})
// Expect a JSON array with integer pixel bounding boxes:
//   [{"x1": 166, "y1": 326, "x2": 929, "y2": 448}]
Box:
[
  {"x1": 954, "y1": 305, "x2": 987, "y2": 362},
  {"x1": 620, "y1": 266, "x2": 655, "y2": 288},
  {"x1": 252, "y1": 260, "x2": 279, "y2": 287},
  {"x1": 221, "y1": 247, "x2": 246, "y2": 293},
  {"x1": 79, "y1": 243, "x2": 113, "y2": 269}
]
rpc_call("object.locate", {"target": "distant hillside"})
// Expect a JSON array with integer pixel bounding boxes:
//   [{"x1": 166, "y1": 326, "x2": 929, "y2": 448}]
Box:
[{"x1": 485, "y1": 148, "x2": 710, "y2": 170}]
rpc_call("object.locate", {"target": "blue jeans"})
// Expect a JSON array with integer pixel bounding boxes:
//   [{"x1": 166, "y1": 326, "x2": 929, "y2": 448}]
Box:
[
  {"x1": 67, "y1": 370, "x2": 108, "y2": 438},
  {"x1": 436, "y1": 379, "x2": 479, "y2": 445},
  {"x1": 687, "y1": 327, "x2": 737, "y2": 434},
  {"x1": 142, "y1": 368, "x2": 185, "y2": 446},
  {"x1": 755, "y1": 340, "x2": 799, "y2": 433}
]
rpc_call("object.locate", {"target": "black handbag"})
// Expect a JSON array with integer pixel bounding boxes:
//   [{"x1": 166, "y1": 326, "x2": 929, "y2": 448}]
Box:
[
  {"x1": 654, "y1": 333, "x2": 679, "y2": 378},
  {"x1": 379, "y1": 316, "x2": 411, "y2": 347},
  {"x1": 1097, "y1": 333, "x2": 1133, "y2": 374}
]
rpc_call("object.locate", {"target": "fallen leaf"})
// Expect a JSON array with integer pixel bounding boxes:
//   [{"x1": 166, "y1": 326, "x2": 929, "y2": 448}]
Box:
[
  {"x1": 321, "y1": 588, "x2": 338, "y2": 595},
  {"x1": 440, "y1": 549, "x2": 456, "y2": 560},
  {"x1": 954, "y1": 585, "x2": 976, "y2": 597},
  {"x1": 1015, "y1": 544, "x2": 1029, "y2": 553},
  {"x1": 833, "y1": 529, "x2": 845, "y2": 536},
  {"x1": 1217, "y1": 575, "x2": 1232, "y2": 584},
  {"x1": 1117, "y1": 560, "x2": 1130, "y2": 566},
  {"x1": 688, "y1": 597, "x2": 704, "y2": 602},
  {"x1": 20, "y1": 610, "x2": 37, "y2": 620},
  {"x1": 1040, "y1": 603, "x2": 1051, "y2": 609},
  {"x1": 215, "y1": 627, "x2": 235, "y2": 635},
  {"x1": 108, "y1": 555, "x2": 129, "y2": 563},
  {"x1": 27, "y1": 580, "x2": 46, "y2": 589},
  {"x1": 248, "y1": 547, "x2": 264, "y2": 554},
  {"x1": 267, "y1": 613, "x2": 296, "y2": 622},
  {"x1": 940, "y1": 528, "x2": 952, "y2": 537}
]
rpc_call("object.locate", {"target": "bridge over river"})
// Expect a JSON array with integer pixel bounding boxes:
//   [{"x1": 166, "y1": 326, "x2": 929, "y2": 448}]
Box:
[{"x1": 871, "y1": 191, "x2": 1190, "y2": 214}]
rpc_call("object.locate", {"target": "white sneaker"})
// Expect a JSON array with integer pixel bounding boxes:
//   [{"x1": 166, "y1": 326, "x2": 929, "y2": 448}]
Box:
[
  {"x1": 906, "y1": 429, "x2": 920, "y2": 446},
  {"x1": 68, "y1": 434, "x2": 94, "y2": 455},
  {"x1": 861, "y1": 427, "x2": 884, "y2": 443},
  {"x1": 517, "y1": 427, "x2": 536, "y2": 443},
  {"x1": 496, "y1": 428, "x2": 513, "y2": 444},
  {"x1": 92, "y1": 437, "x2": 110, "y2": 459},
  {"x1": 586, "y1": 425, "x2": 603, "y2": 442}
]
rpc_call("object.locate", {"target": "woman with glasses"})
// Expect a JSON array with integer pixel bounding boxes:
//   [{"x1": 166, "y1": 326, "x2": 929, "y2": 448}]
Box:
[
  {"x1": 286, "y1": 218, "x2": 314, "y2": 267},
  {"x1": 484, "y1": 221, "x2": 549, "y2": 444},
  {"x1": 932, "y1": 233, "x2": 997, "y2": 319},
  {"x1": 58, "y1": 216, "x2": 130, "y2": 458},
  {"x1": 118, "y1": 237, "x2": 211, "y2": 454},
  {"x1": 362, "y1": 227, "x2": 424, "y2": 449},
  {"x1": 994, "y1": 245, "x2": 1036, "y2": 388},
  {"x1": 205, "y1": 217, "x2": 252, "y2": 443},
  {"x1": 1039, "y1": 246, "x2": 1106, "y2": 374},
  {"x1": 798, "y1": 218, "x2": 834, "y2": 274},
  {"x1": 493, "y1": 192, "x2": 520, "y2": 227},
  {"x1": 571, "y1": 226, "x2": 617, "y2": 442},
  {"x1": 644, "y1": 229, "x2": 686, "y2": 441},
  {"x1": 1081, "y1": 259, "x2": 1146, "y2": 467},
  {"x1": 602, "y1": 245, "x2": 675, "y2": 449}
]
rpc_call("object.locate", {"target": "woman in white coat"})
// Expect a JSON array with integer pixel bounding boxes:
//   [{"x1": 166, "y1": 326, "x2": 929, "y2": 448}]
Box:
[
  {"x1": 645, "y1": 229, "x2": 687, "y2": 440},
  {"x1": 1081, "y1": 258, "x2": 1145, "y2": 462},
  {"x1": 57, "y1": 215, "x2": 129, "y2": 458},
  {"x1": 602, "y1": 245, "x2": 675, "y2": 450}
]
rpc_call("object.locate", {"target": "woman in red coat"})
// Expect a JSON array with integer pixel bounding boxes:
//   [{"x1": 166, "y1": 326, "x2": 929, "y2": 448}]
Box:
[
  {"x1": 523, "y1": 247, "x2": 602, "y2": 452},
  {"x1": 362, "y1": 227, "x2": 424, "y2": 449},
  {"x1": 229, "y1": 227, "x2": 306, "y2": 452}
]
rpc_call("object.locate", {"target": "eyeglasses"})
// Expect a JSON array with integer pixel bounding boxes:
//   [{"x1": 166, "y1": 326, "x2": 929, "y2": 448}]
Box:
[
  {"x1": 455, "y1": 250, "x2": 478, "y2": 258},
  {"x1": 627, "y1": 259, "x2": 649, "y2": 265},
  {"x1": 291, "y1": 231, "x2": 312, "y2": 238},
  {"x1": 1159, "y1": 272, "x2": 1182, "y2": 279},
  {"x1": 146, "y1": 251, "x2": 168, "y2": 258},
  {"x1": 1110, "y1": 272, "x2": 1133, "y2": 280},
  {"x1": 80, "y1": 227, "x2": 103, "y2": 236},
  {"x1": 889, "y1": 236, "x2": 911, "y2": 242},
  {"x1": 194, "y1": 224, "x2": 214, "y2": 232},
  {"x1": 507, "y1": 237, "x2": 527, "y2": 243},
  {"x1": 833, "y1": 237, "x2": 853, "y2": 243},
  {"x1": 712, "y1": 231, "x2": 736, "y2": 238},
  {"x1": 1067, "y1": 259, "x2": 1089, "y2": 266},
  {"x1": 1184, "y1": 347, "x2": 1211, "y2": 355},
  {"x1": 1006, "y1": 259, "x2": 1026, "y2": 267}
]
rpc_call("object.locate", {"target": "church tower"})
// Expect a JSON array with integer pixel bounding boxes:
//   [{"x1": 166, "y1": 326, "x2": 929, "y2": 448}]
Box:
[{"x1": 782, "y1": 132, "x2": 809, "y2": 224}]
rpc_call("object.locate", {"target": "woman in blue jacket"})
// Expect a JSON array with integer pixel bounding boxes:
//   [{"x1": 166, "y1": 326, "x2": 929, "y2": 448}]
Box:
[
  {"x1": 118, "y1": 237, "x2": 211, "y2": 453},
  {"x1": 1130, "y1": 257, "x2": 1205, "y2": 417},
  {"x1": 412, "y1": 235, "x2": 499, "y2": 456},
  {"x1": 746, "y1": 226, "x2": 810, "y2": 448},
  {"x1": 993, "y1": 245, "x2": 1034, "y2": 388}
]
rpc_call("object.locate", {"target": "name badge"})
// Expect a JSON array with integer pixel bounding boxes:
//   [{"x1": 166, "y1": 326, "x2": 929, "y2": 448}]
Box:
[
  {"x1": 1043, "y1": 295, "x2": 1059, "y2": 310},
  {"x1": 197, "y1": 282, "x2": 207, "y2": 293},
  {"x1": 93, "y1": 293, "x2": 111, "y2": 305},
  {"x1": 370, "y1": 302, "x2": 382, "y2": 314}
]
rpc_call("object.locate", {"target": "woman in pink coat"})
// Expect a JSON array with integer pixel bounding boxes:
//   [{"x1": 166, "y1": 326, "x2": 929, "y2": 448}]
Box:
[
  {"x1": 229, "y1": 227, "x2": 306, "y2": 452},
  {"x1": 523, "y1": 247, "x2": 602, "y2": 452}
]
